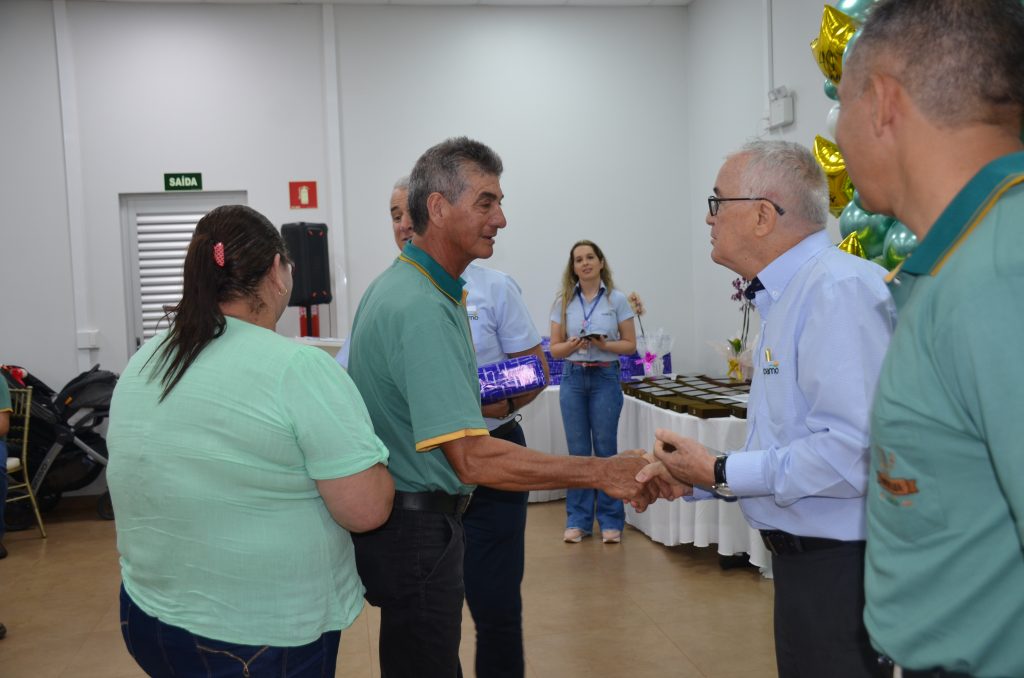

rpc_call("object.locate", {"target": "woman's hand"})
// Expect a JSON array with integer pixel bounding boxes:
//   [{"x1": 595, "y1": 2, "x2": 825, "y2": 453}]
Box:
[{"x1": 567, "y1": 336, "x2": 589, "y2": 354}]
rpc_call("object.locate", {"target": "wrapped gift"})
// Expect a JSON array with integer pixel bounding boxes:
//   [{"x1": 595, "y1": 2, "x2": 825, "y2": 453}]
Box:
[
  {"x1": 636, "y1": 329, "x2": 674, "y2": 377},
  {"x1": 478, "y1": 354, "x2": 547, "y2": 404}
]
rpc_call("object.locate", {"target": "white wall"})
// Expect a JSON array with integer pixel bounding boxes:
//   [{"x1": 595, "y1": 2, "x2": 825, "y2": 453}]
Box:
[
  {"x1": 0, "y1": 1, "x2": 78, "y2": 388},
  {"x1": 335, "y1": 5, "x2": 691, "y2": 351},
  {"x1": 0, "y1": 0, "x2": 845, "y2": 389},
  {"x1": 684, "y1": 0, "x2": 841, "y2": 374}
]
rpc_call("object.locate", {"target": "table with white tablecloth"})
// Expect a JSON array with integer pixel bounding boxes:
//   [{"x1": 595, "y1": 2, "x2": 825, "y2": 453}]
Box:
[{"x1": 519, "y1": 386, "x2": 771, "y2": 574}]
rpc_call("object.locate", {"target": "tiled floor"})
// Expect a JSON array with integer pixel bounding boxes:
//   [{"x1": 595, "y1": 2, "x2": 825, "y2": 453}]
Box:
[{"x1": 0, "y1": 497, "x2": 776, "y2": 678}]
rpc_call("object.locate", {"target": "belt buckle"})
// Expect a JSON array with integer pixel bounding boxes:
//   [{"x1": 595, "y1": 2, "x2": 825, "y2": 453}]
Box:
[{"x1": 456, "y1": 494, "x2": 473, "y2": 514}]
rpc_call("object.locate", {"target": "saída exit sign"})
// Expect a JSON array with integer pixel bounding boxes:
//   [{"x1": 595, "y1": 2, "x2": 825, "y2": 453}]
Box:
[{"x1": 164, "y1": 173, "x2": 202, "y2": 191}]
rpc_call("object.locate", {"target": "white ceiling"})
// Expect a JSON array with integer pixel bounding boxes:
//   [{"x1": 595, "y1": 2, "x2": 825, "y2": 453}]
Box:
[{"x1": 82, "y1": 0, "x2": 694, "y2": 6}]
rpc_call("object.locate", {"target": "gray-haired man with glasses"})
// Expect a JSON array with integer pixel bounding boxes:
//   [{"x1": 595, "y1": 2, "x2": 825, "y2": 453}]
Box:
[{"x1": 639, "y1": 140, "x2": 896, "y2": 677}]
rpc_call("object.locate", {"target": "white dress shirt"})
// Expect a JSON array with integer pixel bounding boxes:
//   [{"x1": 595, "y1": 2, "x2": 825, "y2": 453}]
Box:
[{"x1": 725, "y1": 230, "x2": 897, "y2": 540}]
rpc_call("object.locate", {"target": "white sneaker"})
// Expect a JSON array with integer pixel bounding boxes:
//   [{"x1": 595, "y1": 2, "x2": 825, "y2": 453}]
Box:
[
  {"x1": 563, "y1": 528, "x2": 586, "y2": 543},
  {"x1": 601, "y1": 530, "x2": 622, "y2": 544}
]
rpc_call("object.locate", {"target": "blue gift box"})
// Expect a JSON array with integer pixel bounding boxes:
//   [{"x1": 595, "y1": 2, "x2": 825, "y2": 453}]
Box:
[
  {"x1": 538, "y1": 338, "x2": 669, "y2": 384},
  {"x1": 478, "y1": 354, "x2": 547, "y2": 403}
]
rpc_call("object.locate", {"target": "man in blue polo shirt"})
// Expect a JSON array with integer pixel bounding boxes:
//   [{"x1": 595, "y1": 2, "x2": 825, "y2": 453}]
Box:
[
  {"x1": 346, "y1": 137, "x2": 650, "y2": 678},
  {"x1": 837, "y1": 1, "x2": 1024, "y2": 676}
]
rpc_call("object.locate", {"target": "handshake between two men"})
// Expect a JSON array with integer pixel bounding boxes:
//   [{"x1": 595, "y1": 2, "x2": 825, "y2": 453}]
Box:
[{"x1": 608, "y1": 428, "x2": 717, "y2": 511}]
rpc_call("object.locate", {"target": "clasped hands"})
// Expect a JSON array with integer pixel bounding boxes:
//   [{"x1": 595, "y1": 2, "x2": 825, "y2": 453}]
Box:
[{"x1": 607, "y1": 428, "x2": 718, "y2": 512}]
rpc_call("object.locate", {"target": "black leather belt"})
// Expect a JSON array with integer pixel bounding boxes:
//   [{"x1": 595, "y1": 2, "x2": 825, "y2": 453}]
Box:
[
  {"x1": 759, "y1": 530, "x2": 858, "y2": 556},
  {"x1": 490, "y1": 416, "x2": 521, "y2": 440},
  {"x1": 877, "y1": 656, "x2": 972, "y2": 678},
  {"x1": 394, "y1": 490, "x2": 472, "y2": 515}
]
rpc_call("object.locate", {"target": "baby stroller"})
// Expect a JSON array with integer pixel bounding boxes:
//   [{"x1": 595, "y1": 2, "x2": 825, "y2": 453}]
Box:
[{"x1": 2, "y1": 363, "x2": 117, "y2": 527}]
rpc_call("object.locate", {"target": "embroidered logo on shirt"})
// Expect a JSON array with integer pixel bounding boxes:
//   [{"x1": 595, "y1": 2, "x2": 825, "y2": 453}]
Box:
[
  {"x1": 466, "y1": 305, "x2": 479, "y2": 321},
  {"x1": 875, "y1": 447, "x2": 918, "y2": 506},
  {"x1": 762, "y1": 348, "x2": 780, "y2": 376}
]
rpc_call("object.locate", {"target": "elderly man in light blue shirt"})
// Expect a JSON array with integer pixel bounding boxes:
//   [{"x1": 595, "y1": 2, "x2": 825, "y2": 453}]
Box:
[{"x1": 640, "y1": 140, "x2": 896, "y2": 678}]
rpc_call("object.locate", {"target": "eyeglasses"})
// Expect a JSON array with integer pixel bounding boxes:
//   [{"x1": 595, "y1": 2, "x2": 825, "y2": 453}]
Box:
[{"x1": 707, "y1": 196, "x2": 786, "y2": 217}]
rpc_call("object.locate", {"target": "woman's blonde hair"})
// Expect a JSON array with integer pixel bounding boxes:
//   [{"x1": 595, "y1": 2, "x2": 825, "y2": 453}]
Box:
[{"x1": 556, "y1": 239, "x2": 615, "y2": 329}]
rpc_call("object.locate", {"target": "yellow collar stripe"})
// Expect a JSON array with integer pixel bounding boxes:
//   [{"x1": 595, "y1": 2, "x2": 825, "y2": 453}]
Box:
[
  {"x1": 398, "y1": 254, "x2": 462, "y2": 305},
  {"x1": 932, "y1": 174, "x2": 1024, "y2": 276}
]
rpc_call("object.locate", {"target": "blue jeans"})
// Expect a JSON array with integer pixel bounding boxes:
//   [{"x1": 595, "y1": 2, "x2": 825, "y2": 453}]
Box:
[
  {"x1": 0, "y1": 462, "x2": 7, "y2": 542},
  {"x1": 463, "y1": 421, "x2": 528, "y2": 678},
  {"x1": 558, "y1": 362, "x2": 625, "y2": 532},
  {"x1": 119, "y1": 585, "x2": 341, "y2": 677}
]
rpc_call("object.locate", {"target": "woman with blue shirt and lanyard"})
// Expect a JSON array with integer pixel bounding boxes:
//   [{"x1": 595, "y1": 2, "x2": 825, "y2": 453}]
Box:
[{"x1": 549, "y1": 240, "x2": 636, "y2": 544}]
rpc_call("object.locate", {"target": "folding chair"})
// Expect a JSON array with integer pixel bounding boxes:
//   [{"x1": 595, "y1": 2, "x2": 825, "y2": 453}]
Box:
[{"x1": 6, "y1": 387, "x2": 46, "y2": 538}]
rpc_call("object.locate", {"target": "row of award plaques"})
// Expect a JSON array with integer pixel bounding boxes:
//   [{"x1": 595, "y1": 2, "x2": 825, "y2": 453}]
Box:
[{"x1": 621, "y1": 375, "x2": 751, "y2": 419}]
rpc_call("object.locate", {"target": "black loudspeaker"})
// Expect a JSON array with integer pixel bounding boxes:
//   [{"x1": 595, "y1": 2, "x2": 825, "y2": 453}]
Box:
[{"x1": 282, "y1": 222, "x2": 333, "y2": 306}]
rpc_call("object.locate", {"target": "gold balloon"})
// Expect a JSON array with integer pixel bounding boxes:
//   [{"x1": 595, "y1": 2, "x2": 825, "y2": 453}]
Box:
[
  {"x1": 810, "y1": 6, "x2": 859, "y2": 83},
  {"x1": 838, "y1": 232, "x2": 866, "y2": 259},
  {"x1": 813, "y1": 135, "x2": 853, "y2": 217}
]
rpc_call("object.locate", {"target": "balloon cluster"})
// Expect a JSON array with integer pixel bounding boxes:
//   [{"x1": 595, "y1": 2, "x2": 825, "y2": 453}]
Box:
[{"x1": 810, "y1": 0, "x2": 919, "y2": 270}]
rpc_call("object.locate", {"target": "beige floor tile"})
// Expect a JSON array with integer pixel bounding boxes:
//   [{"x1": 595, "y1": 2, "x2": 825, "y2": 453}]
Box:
[{"x1": 1, "y1": 496, "x2": 780, "y2": 678}]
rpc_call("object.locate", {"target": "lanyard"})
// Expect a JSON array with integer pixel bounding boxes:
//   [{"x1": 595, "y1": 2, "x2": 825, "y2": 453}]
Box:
[{"x1": 577, "y1": 287, "x2": 604, "y2": 331}]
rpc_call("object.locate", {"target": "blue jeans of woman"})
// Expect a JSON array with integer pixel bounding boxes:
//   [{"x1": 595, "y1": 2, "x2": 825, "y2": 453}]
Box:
[
  {"x1": 558, "y1": 361, "x2": 624, "y2": 532},
  {"x1": 119, "y1": 585, "x2": 341, "y2": 677}
]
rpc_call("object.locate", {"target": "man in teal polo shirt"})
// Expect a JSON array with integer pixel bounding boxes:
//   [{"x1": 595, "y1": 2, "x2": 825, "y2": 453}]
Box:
[
  {"x1": 346, "y1": 137, "x2": 651, "y2": 678},
  {"x1": 837, "y1": 1, "x2": 1024, "y2": 676}
]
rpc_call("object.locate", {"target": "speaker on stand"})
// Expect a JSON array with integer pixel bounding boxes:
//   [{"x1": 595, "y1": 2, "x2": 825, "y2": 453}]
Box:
[{"x1": 281, "y1": 222, "x2": 332, "y2": 337}]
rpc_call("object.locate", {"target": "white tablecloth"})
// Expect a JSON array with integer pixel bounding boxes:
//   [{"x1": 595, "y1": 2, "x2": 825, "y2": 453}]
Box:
[{"x1": 519, "y1": 387, "x2": 771, "y2": 574}]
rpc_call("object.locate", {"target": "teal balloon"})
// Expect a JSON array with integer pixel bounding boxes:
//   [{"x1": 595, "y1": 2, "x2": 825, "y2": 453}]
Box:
[
  {"x1": 839, "y1": 201, "x2": 867, "y2": 238},
  {"x1": 834, "y1": 0, "x2": 875, "y2": 22},
  {"x1": 882, "y1": 221, "x2": 919, "y2": 270},
  {"x1": 843, "y1": 28, "x2": 862, "y2": 67},
  {"x1": 852, "y1": 189, "x2": 865, "y2": 210},
  {"x1": 824, "y1": 79, "x2": 838, "y2": 101}
]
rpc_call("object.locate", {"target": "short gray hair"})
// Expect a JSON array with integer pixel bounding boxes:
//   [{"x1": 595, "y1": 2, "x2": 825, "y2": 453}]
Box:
[
  {"x1": 731, "y1": 140, "x2": 828, "y2": 229},
  {"x1": 407, "y1": 137, "x2": 503, "y2": 235},
  {"x1": 393, "y1": 175, "x2": 410, "y2": 191},
  {"x1": 847, "y1": 0, "x2": 1024, "y2": 128}
]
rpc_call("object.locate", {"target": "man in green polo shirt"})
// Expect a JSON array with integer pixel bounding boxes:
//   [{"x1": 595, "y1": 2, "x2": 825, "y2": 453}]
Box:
[
  {"x1": 837, "y1": 1, "x2": 1024, "y2": 676},
  {"x1": 346, "y1": 137, "x2": 651, "y2": 678}
]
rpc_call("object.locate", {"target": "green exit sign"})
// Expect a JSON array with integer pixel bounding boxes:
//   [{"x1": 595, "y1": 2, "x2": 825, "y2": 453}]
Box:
[{"x1": 164, "y1": 173, "x2": 202, "y2": 191}]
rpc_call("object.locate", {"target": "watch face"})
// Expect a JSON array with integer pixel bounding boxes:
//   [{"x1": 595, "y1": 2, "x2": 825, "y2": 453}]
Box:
[{"x1": 712, "y1": 484, "x2": 735, "y2": 498}]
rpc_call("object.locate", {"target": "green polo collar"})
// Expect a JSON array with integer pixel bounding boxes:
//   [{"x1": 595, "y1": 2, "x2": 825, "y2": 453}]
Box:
[
  {"x1": 903, "y1": 151, "x2": 1024, "y2": 276},
  {"x1": 398, "y1": 241, "x2": 466, "y2": 305}
]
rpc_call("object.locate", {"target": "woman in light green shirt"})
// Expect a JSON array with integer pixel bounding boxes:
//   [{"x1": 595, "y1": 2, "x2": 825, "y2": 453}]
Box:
[{"x1": 107, "y1": 205, "x2": 393, "y2": 677}]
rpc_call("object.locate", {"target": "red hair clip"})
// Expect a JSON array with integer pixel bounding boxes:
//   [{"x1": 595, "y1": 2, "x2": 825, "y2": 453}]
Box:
[{"x1": 213, "y1": 242, "x2": 226, "y2": 267}]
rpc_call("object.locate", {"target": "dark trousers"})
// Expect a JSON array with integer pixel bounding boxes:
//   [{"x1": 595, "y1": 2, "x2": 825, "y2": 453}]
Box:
[
  {"x1": 463, "y1": 421, "x2": 529, "y2": 678},
  {"x1": 352, "y1": 503, "x2": 466, "y2": 678},
  {"x1": 773, "y1": 541, "x2": 883, "y2": 678},
  {"x1": 119, "y1": 585, "x2": 341, "y2": 677}
]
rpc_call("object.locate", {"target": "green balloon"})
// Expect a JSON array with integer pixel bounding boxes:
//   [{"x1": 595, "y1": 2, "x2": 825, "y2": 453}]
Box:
[
  {"x1": 882, "y1": 221, "x2": 919, "y2": 270},
  {"x1": 824, "y1": 79, "x2": 838, "y2": 101},
  {"x1": 858, "y1": 213, "x2": 895, "y2": 260},
  {"x1": 870, "y1": 255, "x2": 887, "y2": 268},
  {"x1": 834, "y1": 0, "x2": 875, "y2": 22}
]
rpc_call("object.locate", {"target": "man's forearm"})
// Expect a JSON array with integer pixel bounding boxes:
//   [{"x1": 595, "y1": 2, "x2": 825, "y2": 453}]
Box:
[{"x1": 443, "y1": 435, "x2": 605, "y2": 491}]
